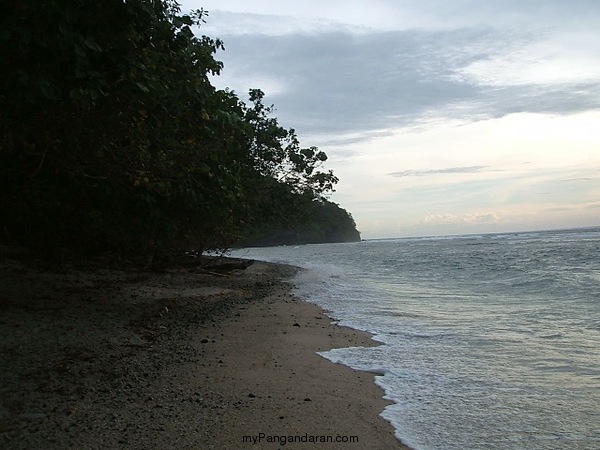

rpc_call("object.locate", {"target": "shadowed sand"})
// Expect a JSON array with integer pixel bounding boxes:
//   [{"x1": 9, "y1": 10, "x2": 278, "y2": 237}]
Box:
[{"x1": 0, "y1": 255, "x2": 408, "y2": 449}]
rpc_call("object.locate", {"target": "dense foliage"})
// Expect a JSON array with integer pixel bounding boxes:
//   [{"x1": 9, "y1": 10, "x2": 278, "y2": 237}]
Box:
[
  {"x1": 238, "y1": 199, "x2": 361, "y2": 247},
  {"x1": 0, "y1": 0, "x2": 357, "y2": 257}
]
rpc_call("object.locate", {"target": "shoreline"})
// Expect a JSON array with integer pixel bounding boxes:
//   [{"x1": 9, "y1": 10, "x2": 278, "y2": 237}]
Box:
[{"x1": 0, "y1": 255, "x2": 407, "y2": 449}]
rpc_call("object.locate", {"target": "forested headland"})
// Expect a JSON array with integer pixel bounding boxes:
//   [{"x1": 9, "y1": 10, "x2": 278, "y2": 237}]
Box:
[{"x1": 0, "y1": 0, "x2": 360, "y2": 259}]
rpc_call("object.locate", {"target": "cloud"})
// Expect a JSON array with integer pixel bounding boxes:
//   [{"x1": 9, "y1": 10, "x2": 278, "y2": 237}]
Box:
[
  {"x1": 211, "y1": 29, "x2": 484, "y2": 133},
  {"x1": 205, "y1": 22, "x2": 600, "y2": 142},
  {"x1": 388, "y1": 166, "x2": 489, "y2": 177},
  {"x1": 585, "y1": 203, "x2": 600, "y2": 211},
  {"x1": 423, "y1": 212, "x2": 503, "y2": 226},
  {"x1": 191, "y1": 0, "x2": 600, "y2": 35},
  {"x1": 205, "y1": 25, "x2": 503, "y2": 128}
]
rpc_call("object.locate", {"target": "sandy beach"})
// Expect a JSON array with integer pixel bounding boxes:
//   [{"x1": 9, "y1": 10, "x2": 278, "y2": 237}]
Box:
[{"x1": 0, "y1": 252, "x2": 407, "y2": 449}]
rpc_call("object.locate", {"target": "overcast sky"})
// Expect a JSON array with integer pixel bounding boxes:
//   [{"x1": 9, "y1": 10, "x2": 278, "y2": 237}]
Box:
[{"x1": 182, "y1": 0, "x2": 600, "y2": 239}]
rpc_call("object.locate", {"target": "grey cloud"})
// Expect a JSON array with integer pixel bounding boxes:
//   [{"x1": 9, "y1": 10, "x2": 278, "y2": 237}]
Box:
[
  {"x1": 388, "y1": 166, "x2": 489, "y2": 177},
  {"x1": 215, "y1": 28, "x2": 491, "y2": 131},
  {"x1": 483, "y1": 82, "x2": 600, "y2": 118},
  {"x1": 206, "y1": 18, "x2": 600, "y2": 141},
  {"x1": 560, "y1": 177, "x2": 596, "y2": 182},
  {"x1": 313, "y1": 129, "x2": 396, "y2": 147}
]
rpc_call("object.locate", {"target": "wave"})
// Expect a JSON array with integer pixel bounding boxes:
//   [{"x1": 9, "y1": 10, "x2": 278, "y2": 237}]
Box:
[{"x1": 231, "y1": 229, "x2": 600, "y2": 450}]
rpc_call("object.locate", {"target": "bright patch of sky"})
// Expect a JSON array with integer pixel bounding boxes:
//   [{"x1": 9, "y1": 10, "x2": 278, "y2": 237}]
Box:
[{"x1": 182, "y1": 0, "x2": 600, "y2": 238}]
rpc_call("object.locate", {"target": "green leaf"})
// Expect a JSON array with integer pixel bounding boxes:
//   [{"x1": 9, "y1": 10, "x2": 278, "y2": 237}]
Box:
[
  {"x1": 84, "y1": 37, "x2": 102, "y2": 52},
  {"x1": 135, "y1": 82, "x2": 150, "y2": 93}
]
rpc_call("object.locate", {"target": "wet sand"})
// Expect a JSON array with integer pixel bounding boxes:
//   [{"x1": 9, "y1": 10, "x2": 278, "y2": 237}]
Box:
[{"x1": 0, "y1": 255, "x2": 407, "y2": 449}]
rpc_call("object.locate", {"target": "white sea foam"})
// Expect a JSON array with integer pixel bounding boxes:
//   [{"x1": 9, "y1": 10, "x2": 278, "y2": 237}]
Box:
[{"x1": 230, "y1": 228, "x2": 600, "y2": 450}]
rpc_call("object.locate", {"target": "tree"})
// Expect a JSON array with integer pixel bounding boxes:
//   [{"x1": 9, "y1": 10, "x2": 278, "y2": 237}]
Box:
[
  {"x1": 0, "y1": 1, "x2": 342, "y2": 258},
  {"x1": 238, "y1": 199, "x2": 361, "y2": 247}
]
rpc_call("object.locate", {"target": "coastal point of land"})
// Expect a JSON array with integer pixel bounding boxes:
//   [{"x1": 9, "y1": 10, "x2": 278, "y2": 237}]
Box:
[{"x1": 0, "y1": 253, "x2": 406, "y2": 449}]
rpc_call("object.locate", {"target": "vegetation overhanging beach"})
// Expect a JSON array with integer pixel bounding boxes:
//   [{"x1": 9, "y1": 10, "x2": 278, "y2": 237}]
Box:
[{"x1": 1, "y1": 1, "x2": 360, "y2": 257}]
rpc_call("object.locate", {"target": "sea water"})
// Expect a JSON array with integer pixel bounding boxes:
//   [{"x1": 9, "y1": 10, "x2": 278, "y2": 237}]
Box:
[{"x1": 230, "y1": 228, "x2": 600, "y2": 450}]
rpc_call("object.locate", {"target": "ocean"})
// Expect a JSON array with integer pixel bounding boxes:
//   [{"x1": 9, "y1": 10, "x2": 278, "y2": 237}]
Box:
[{"x1": 230, "y1": 227, "x2": 600, "y2": 450}]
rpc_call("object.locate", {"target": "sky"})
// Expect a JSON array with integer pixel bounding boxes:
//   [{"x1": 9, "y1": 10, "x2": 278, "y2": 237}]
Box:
[{"x1": 182, "y1": 0, "x2": 600, "y2": 239}]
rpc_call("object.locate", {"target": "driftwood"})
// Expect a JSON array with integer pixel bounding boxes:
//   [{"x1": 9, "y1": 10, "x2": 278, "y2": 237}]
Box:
[{"x1": 194, "y1": 259, "x2": 255, "y2": 276}]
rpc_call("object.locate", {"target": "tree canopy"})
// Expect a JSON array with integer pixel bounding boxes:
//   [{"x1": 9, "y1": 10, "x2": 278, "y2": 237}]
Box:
[
  {"x1": 238, "y1": 199, "x2": 361, "y2": 247},
  {"x1": 0, "y1": 0, "x2": 358, "y2": 258}
]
